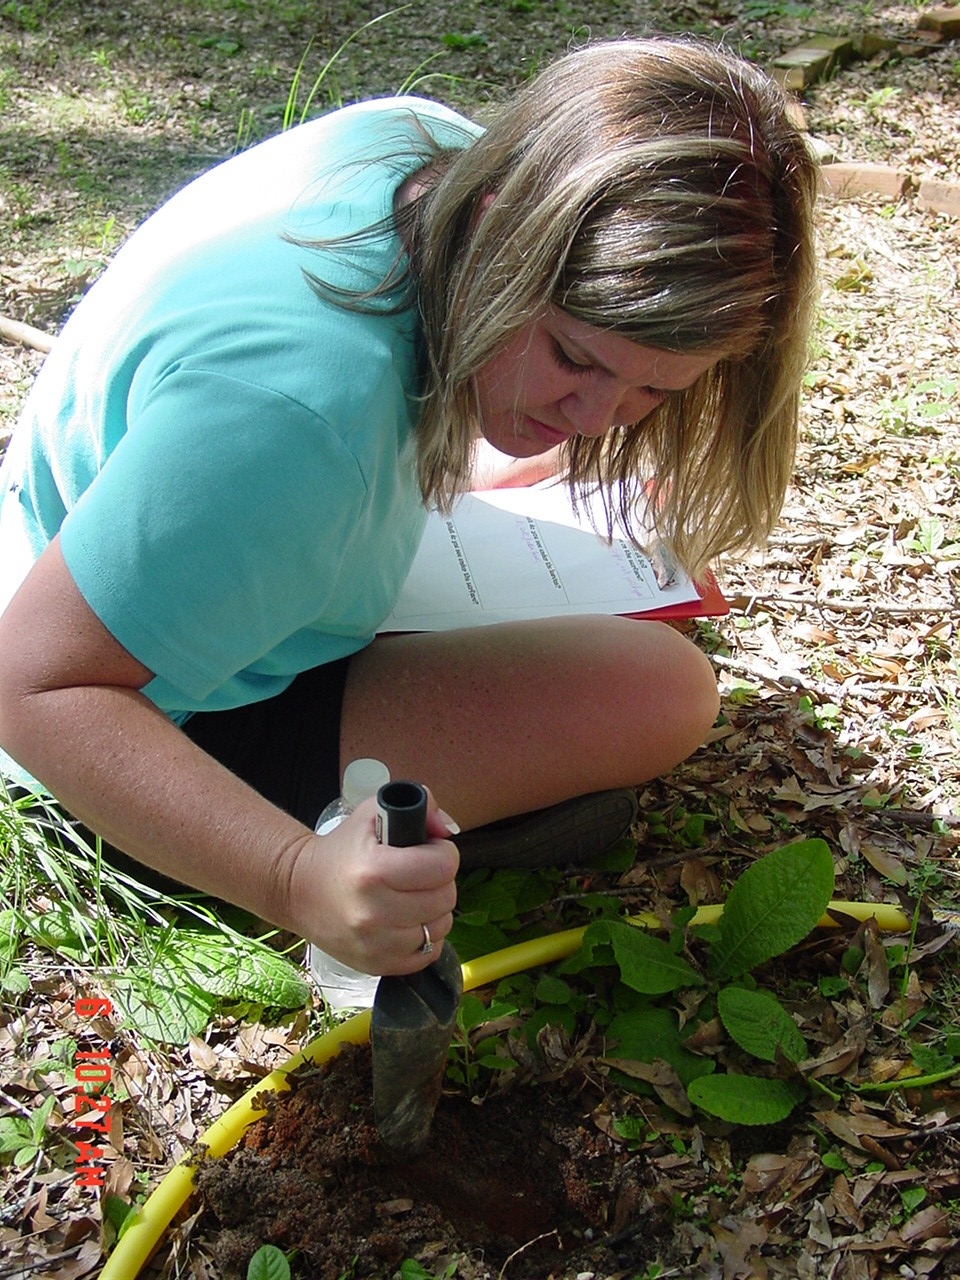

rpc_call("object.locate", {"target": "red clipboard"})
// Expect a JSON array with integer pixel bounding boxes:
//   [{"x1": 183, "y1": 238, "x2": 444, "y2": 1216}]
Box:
[{"x1": 623, "y1": 568, "x2": 728, "y2": 623}]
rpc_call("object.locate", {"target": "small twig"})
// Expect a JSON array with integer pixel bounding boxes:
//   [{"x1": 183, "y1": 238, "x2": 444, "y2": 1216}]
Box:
[
  {"x1": 0, "y1": 313, "x2": 54, "y2": 353},
  {"x1": 0, "y1": 1087, "x2": 34, "y2": 1120},
  {"x1": 0, "y1": 1171, "x2": 74, "y2": 1228},
  {"x1": 598, "y1": 1220, "x2": 655, "y2": 1251},
  {"x1": 734, "y1": 593, "x2": 955, "y2": 616},
  {"x1": 709, "y1": 651, "x2": 804, "y2": 689},
  {"x1": 497, "y1": 1230, "x2": 559, "y2": 1280},
  {"x1": 864, "y1": 807, "x2": 960, "y2": 829},
  {"x1": 0, "y1": 1245, "x2": 82, "y2": 1278},
  {"x1": 915, "y1": 1117, "x2": 960, "y2": 1139},
  {"x1": 16, "y1": 1147, "x2": 46, "y2": 1219},
  {"x1": 710, "y1": 651, "x2": 937, "y2": 703}
]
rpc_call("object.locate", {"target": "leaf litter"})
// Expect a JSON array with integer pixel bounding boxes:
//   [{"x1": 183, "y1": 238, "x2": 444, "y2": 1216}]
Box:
[{"x1": 1, "y1": 1, "x2": 960, "y2": 1278}]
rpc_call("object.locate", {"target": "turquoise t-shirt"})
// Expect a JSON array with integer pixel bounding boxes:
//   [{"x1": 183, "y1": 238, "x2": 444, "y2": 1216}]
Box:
[{"x1": 0, "y1": 99, "x2": 480, "y2": 788}]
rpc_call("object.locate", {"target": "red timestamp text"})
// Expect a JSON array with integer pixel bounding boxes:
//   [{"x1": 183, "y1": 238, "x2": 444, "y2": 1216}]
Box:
[{"x1": 72, "y1": 996, "x2": 115, "y2": 1188}]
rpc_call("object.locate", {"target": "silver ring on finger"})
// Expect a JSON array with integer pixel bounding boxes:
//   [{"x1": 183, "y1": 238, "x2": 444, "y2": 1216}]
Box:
[{"x1": 420, "y1": 923, "x2": 435, "y2": 956}]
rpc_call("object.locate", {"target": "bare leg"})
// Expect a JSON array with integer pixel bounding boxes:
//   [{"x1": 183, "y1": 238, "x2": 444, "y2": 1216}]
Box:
[{"x1": 340, "y1": 615, "x2": 718, "y2": 831}]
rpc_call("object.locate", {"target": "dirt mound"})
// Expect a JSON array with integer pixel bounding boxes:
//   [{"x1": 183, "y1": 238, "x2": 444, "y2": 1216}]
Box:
[{"x1": 196, "y1": 1043, "x2": 658, "y2": 1280}]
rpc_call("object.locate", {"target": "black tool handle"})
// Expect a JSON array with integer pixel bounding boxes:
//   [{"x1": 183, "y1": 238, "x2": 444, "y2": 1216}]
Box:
[
  {"x1": 371, "y1": 777, "x2": 461, "y2": 1156},
  {"x1": 375, "y1": 780, "x2": 428, "y2": 848}
]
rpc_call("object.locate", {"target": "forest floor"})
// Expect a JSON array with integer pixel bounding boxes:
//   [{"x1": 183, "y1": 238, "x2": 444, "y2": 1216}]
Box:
[{"x1": 1, "y1": 3, "x2": 959, "y2": 1279}]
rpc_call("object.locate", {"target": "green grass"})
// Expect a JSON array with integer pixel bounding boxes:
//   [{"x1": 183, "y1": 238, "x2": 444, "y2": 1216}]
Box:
[{"x1": 0, "y1": 785, "x2": 312, "y2": 1044}]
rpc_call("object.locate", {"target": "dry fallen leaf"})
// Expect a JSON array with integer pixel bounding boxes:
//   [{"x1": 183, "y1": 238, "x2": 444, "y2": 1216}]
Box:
[
  {"x1": 859, "y1": 839, "x2": 909, "y2": 885},
  {"x1": 711, "y1": 1219, "x2": 770, "y2": 1279},
  {"x1": 863, "y1": 919, "x2": 891, "y2": 1009}
]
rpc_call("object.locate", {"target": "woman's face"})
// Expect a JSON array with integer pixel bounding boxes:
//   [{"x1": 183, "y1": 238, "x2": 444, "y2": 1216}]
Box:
[{"x1": 473, "y1": 306, "x2": 720, "y2": 459}]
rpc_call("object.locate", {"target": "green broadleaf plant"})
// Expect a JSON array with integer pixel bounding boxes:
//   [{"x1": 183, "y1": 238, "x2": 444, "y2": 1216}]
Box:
[
  {"x1": 687, "y1": 1074, "x2": 806, "y2": 1125},
  {"x1": 0, "y1": 1095, "x2": 58, "y2": 1168},
  {"x1": 109, "y1": 970, "x2": 218, "y2": 1044},
  {"x1": 606, "y1": 1005, "x2": 715, "y2": 1088},
  {"x1": 708, "y1": 839, "x2": 835, "y2": 979},
  {"x1": 446, "y1": 839, "x2": 835, "y2": 1126},
  {"x1": 108, "y1": 927, "x2": 311, "y2": 1044},
  {"x1": 557, "y1": 839, "x2": 833, "y2": 1125},
  {"x1": 0, "y1": 906, "x2": 28, "y2": 993},
  {"x1": 569, "y1": 920, "x2": 703, "y2": 995},
  {"x1": 717, "y1": 985, "x2": 808, "y2": 1064},
  {"x1": 164, "y1": 929, "x2": 311, "y2": 1006},
  {"x1": 623, "y1": 839, "x2": 832, "y2": 1123},
  {"x1": 247, "y1": 1244, "x2": 291, "y2": 1280}
]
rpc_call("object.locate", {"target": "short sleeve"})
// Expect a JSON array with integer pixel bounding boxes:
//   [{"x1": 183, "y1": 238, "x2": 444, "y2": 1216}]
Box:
[{"x1": 60, "y1": 368, "x2": 368, "y2": 701}]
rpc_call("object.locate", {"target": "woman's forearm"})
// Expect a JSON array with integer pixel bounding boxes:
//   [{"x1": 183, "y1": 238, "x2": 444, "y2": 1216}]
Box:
[{"x1": 4, "y1": 680, "x2": 313, "y2": 930}]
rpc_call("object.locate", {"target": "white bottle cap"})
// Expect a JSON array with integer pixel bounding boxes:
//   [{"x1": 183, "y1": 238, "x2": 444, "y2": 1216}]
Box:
[{"x1": 341, "y1": 758, "x2": 390, "y2": 808}]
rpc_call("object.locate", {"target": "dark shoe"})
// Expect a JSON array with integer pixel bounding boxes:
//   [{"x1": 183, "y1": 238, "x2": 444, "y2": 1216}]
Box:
[{"x1": 453, "y1": 788, "x2": 638, "y2": 871}]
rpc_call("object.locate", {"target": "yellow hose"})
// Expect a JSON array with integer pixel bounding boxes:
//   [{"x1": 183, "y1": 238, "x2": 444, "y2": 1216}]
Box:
[{"x1": 99, "y1": 897, "x2": 913, "y2": 1280}]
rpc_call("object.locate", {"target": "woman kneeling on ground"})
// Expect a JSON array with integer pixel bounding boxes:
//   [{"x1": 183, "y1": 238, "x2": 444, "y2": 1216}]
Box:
[{"x1": 0, "y1": 37, "x2": 818, "y2": 982}]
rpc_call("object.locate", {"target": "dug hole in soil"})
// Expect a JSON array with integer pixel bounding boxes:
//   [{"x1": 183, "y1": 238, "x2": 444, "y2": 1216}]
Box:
[{"x1": 195, "y1": 1042, "x2": 656, "y2": 1280}]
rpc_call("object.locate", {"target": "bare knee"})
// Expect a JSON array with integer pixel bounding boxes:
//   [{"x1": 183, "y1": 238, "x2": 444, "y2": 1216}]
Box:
[
  {"x1": 645, "y1": 620, "x2": 720, "y2": 754},
  {"x1": 341, "y1": 613, "x2": 719, "y2": 822},
  {"x1": 587, "y1": 616, "x2": 719, "y2": 780}
]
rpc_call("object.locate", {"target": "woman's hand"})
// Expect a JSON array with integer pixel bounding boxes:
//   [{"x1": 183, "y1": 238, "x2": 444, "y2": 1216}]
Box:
[{"x1": 288, "y1": 795, "x2": 460, "y2": 976}]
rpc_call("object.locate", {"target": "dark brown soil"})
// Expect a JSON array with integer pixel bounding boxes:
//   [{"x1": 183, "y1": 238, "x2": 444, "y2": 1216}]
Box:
[{"x1": 195, "y1": 1043, "x2": 655, "y2": 1280}]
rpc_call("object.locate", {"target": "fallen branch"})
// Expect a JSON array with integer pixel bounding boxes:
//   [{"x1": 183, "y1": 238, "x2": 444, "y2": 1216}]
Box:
[
  {"x1": 0, "y1": 313, "x2": 54, "y2": 353},
  {"x1": 864, "y1": 806, "x2": 960, "y2": 829},
  {"x1": 732, "y1": 593, "x2": 956, "y2": 616},
  {"x1": 710, "y1": 651, "x2": 938, "y2": 702},
  {"x1": 0, "y1": 1246, "x2": 84, "y2": 1278}
]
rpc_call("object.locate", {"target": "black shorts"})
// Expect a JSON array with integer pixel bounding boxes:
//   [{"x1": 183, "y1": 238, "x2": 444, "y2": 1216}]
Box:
[{"x1": 181, "y1": 656, "x2": 352, "y2": 829}]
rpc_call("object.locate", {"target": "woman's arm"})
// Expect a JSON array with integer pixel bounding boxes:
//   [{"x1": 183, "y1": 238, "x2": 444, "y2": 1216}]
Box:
[{"x1": 0, "y1": 537, "x2": 457, "y2": 975}]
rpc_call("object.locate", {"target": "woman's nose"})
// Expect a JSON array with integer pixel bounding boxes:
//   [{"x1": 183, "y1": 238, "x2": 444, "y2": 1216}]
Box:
[{"x1": 561, "y1": 386, "x2": 660, "y2": 437}]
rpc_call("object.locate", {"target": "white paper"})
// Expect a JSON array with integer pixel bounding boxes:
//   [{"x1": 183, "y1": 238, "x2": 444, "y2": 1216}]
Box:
[{"x1": 377, "y1": 486, "x2": 701, "y2": 633}]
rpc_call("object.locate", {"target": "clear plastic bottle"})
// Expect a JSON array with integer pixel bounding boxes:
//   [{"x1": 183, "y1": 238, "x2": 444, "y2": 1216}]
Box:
[{"x1": 307, "y1": 758, "x2": 390, "y2": 1012}]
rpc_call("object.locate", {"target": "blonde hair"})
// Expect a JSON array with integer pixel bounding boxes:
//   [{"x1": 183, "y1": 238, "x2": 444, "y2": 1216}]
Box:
[{"x1": 402, "y1": 36, "x2": 819, "y2": 577}]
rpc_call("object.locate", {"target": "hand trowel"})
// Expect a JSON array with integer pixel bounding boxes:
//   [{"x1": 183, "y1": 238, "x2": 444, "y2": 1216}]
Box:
[{"x1": 371, "y1": 781, "x2": 463, "y2": 1157}]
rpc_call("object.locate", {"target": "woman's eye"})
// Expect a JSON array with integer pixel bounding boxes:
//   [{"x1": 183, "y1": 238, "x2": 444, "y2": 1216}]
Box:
[{"x1": 551, "y1": 340, "x2": 592, "y2": 376}]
